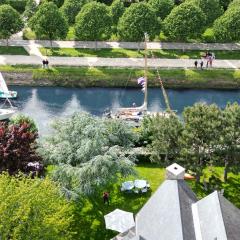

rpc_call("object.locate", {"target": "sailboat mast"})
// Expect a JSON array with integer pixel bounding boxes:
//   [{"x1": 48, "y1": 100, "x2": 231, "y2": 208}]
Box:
[{"x1": 144, "y1": 33, "x2": 148, "y2": 108}]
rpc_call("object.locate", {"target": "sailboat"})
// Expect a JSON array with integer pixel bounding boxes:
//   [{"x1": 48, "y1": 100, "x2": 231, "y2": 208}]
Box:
[
  {"x1": 0, "y1": 72, "x2": 17, "y2": 99},
  {"x1": 111, "y1": 33, "x2": 174, "y2": 123}
]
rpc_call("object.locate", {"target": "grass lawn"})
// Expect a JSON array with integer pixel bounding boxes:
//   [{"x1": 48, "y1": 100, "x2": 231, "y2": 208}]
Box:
[
  {"x1": 40, "y1": 47, "x2": 240, "y2": 60},
  {"x1": 0, "y1": 46, "x2": 29, "y2": 55},
  {"x1": 71, "y1": 164, "x2": 240, "y2": 240}
]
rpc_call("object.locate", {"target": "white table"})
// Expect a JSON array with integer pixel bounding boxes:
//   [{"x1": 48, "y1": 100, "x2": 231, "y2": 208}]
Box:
[
  {"x1": 122, "y1": 181, "x2": 134, "y2": 191},
  {"x1": 134, "y1": 180, "x2": 147, "y2": 189}
]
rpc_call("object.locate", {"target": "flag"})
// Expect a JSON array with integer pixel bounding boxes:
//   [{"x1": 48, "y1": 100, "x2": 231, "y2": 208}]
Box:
[
  {"x1": 137, "y1": 77, "x2": 145, "y2": 85},
  {"x1": 137, "y1": 77, "x2": 146, "y2": 92}
]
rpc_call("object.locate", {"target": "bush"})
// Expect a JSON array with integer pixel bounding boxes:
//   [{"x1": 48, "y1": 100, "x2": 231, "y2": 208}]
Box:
[{"x1": 202, "y1": 28, "x2": 216, "y2": 43}]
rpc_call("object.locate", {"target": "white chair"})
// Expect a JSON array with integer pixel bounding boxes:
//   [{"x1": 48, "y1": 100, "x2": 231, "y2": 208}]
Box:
[
  {"x1": 133, "y1": 189, "x2": 139, "y2": 194},
  {"x1": 141, "y1": 188, "x2": 148, "y2": 193}
]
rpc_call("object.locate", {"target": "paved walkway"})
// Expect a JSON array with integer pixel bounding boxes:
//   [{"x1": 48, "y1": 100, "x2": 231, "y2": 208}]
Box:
[
  {"x1": 0, "y1": 55, "x2": 240, "y2": 69},
  {"x1": 1, "y1": 39, "x2": 240, "y2": 50}
]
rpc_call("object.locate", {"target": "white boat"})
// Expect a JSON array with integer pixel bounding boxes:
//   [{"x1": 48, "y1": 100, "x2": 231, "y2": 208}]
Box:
[
  {"x1": 0, "y1": 72, "x2": 17, "y2": 99},
  {"x1": 111, "y1": 33, "x2": 174, "y2": 123},
  {"x1": 0, "y1": 108, "x2": 16, "y2": 121}
]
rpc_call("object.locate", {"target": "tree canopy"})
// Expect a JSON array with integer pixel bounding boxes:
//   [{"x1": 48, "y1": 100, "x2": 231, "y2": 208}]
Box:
[
  {"x1": 60, "y1": 0, "x2": 90, "y2": 25},
  {"x1": 118, "y1": 2, "x2": 160, "y2": 41},
  {"x1": 74, "y1": 1, "x2": 112, "y2": 41},
  {"x1": 23, "y1": 0, "x2": 38, "y2": 20},
  {"x1": 163, "y1": 2, "x2": 206, "y2": 41},
  {"x1": 148, "y1": 0, "x2": 175, "y2": 20},
  {"x1": 29, "y1": 2, "x2": 68, "y2": 43},
  {"x1": 39, "y1": 113, "x2": 137, "y2": 196},
  {"x1": 188, "y1": 0, "x2": 223, "y2": 25},
  {"x1": 213, "y1": 3, "x2": 240, "y2": 42},
  {"x1": 0, "y1": 4, "x2": 24, "y2": 44},
  {"x1": 110, "y1": 0, "x2": 125, "y2": 26},
  {"x1": 0, "y1": 174, "x2": 74, "y2": 240},
  {"x1": 180, "y1": 103, "x2": 222, "y2": 182}
]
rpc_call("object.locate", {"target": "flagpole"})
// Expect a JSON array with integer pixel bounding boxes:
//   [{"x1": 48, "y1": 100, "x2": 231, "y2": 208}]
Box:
[{"x1": 144, "y1": 33, "x2": 148, "y2": 110}]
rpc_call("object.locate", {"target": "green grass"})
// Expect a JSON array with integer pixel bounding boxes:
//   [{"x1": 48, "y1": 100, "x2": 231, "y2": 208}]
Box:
[
  {"x1": 0, "y1": 46, "x2": 29, "y2": 55},
  {"x1": 71, "y1": 164, "x2": 240, "y2": 240},
  {"x1": 40, "y1": 47, "x2": 240, "y2": 60},
  {"x1": 1, "y1": 65, "x2": 240, "y2": 89}
]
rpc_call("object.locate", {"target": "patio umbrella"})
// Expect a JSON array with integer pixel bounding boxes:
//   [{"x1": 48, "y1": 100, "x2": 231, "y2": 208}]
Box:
[{"x1": 104, "y1": 209, "x2": 135, "y2": 233}]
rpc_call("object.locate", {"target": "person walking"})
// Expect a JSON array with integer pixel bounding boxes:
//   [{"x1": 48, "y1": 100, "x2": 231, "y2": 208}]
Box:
[
  {"x1": 45, "y1": 59, "x2": 49, "y2": 68},
  {"x1": 194, "y1": 60, "x2": 198, "y2": 68},
  {"x1": 103, "y1": 191, "x2": 110, "y2": 205},
  {"x1": 42, "y1": 59, "x2": 46, "y2": 68},
  {"x1": 200, "y1": 60, "x2": 204, "y2": 70}
]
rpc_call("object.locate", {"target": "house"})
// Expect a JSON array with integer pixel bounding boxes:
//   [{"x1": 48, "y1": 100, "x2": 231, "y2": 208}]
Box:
[{"x1": 112, "y1": 163, "x2": 240, "y2": 240}]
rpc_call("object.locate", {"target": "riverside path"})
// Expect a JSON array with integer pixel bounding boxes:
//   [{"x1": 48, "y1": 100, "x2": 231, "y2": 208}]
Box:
[{"x1": 0, "y1": 55, "x2": 240, "y2": 69}]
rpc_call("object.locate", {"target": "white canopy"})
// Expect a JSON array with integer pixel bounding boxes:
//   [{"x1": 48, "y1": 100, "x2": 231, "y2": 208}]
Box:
[
  {"x1": 0, "y1": 72, "x2": 9, "y2": 94},
  {"x1": 104, "y1": 209, "x2": 135, "y2": 233}
]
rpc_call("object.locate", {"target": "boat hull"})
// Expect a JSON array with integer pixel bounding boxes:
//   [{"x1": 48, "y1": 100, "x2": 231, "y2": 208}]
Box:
[
  {"x1": 0, "y1": 91, "x2": 17, "y2": 99},
  {"x1": 0, "y1": 109, "x2": 16, "y2": 120}
]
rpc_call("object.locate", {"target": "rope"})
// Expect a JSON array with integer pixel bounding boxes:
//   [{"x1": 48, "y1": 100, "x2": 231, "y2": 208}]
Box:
[{"x1": 149, "y1": 50, "x2": 172, "y2": 112}]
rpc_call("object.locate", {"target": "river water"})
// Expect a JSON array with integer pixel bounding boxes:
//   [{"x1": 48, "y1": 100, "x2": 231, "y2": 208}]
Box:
[{"x1": 7, "y1": 86, "x2": 240, "y2": 135}]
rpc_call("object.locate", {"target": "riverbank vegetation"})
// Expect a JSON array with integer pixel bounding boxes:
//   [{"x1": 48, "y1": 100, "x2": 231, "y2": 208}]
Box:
[
  {"x1": 40, "y1": 47, "x2": 240, "y2": 59},
  {"x1": 1, "y1": 65, "x2": 240, "y2": 89},
  {"x1": 0, "y1": 103, "x2": 239, "y2": 239}
]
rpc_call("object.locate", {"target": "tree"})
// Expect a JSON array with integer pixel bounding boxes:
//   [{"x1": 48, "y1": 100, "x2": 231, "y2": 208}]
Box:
[
  {"x1": 60, "y1": 0, "x2": 90, "y2": 25},
  {"x1": 23, "y1": 0, "x2": 38, "y2": 20},
  {"x1": 0, "y1": 174, "x2": 74, "y2": 240},
  {"x1": 219, "y1": 0, "x2": 232, "y2": 10},
  {"x1": 141, "y1": 115, "x2": 183, "y2": 164},
  {"x1": 29, "y1": 2, "x2": 68, "y2": 46},
  {"x1": 219, "y1": 103, "x2": 240, "y2": 182},
  {"x1": 213, "y1": 4, "x2": 240, "y2": 42},
  {"x1": 118, "y1": 2, "x2": 160, "y2": 42},
  {"x1": 41, "y1": 0, "x2": 64, "y2": 8},
  {"x1": 110, "y1": 0, "x2": 125, "y2": 26},
  {"x1": 180, "y1": 103, "x2": 222, "y2": 183},
  {"x1": 148, "y1": 0, "x2": 174, "y2": 20},
  {"x1": 0, "y1": 4, "x2": 24, "y2": 45},
  {"x1": 74, "y1": 2, "x2": 112, "y2": 48},
  {"x1": 188, "y1": 0, "x2": 223, "y2": 25},
  {"x1": 0, "y1": 121, "x2": 42, "y2": 175},
  {"x1": 38, "y1": 113, "x2": 136, "y2": 196},
  {"x1": 163, "y1": 2, "x2": 206, "y2": 41}
]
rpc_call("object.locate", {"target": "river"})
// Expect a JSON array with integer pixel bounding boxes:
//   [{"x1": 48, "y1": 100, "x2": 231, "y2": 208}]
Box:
[{"x1": 6, "y1": 86, "x2": 240, "y2": 135}]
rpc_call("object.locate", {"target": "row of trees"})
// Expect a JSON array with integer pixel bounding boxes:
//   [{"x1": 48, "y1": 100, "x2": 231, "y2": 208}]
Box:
[
  {"x1": 0, "y1": 0, "x2": 240, "y2": 44},
  {"x1": 141, "y1": 102, "x2": 240, "y2": 183}
]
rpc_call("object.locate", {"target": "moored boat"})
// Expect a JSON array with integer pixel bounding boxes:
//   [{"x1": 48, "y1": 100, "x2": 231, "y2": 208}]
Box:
[{"x1": 0, "y1": 72, "x2": 17, "y2": 99}]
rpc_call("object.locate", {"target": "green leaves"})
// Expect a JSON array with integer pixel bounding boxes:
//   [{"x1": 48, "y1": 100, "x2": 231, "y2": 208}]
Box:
[
  {"x1": 39, "y1": 113, "x2": 137, "y2": 196},
  {"x1": 148, "y1": 0, "x2": 174, "y2": 20},
  {"x1": 74, "y1": 2, "x2": 112, "y2": 41},
  {"x1": 0, "y1": 4, "x2": 23, "y2": 40},
  {"x1": 0, "y1": 174, "x2": 74, "y2": 240},
  {"x1": 29, "y1": 2, "x2": 68, "y2": 41},
  {"x1": 213, "y1": 2, "x2": 240, "y2": 42},
  {"x1": 163, "y1": 2, "x2": 206, "y2": 41},
  {"x1": 118, "y1": 2, "x2": 160, "y2": 41}
]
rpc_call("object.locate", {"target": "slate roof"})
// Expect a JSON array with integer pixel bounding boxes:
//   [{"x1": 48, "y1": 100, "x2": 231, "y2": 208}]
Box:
[{"x1": 111, "y1": 164, "x2": 240, "y2": 240}]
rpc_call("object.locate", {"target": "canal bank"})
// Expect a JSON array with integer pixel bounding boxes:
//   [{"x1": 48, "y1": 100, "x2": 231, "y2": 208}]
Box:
[{"x1": 1, "y1": 66, "x2": 240, "y2": 89}]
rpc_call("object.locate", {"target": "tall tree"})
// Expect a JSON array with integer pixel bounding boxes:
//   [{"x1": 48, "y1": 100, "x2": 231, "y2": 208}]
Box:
[
  {"x1": 0, "y1": 4, "x2": 24, "y2": 45},
  {"x1": 23, "y1": 0, "x2": 38, "y2": 20},
  {"x1": 0, "y1": 174, "x2": 74, "y2": 240},
  {"x1": 180, "y1": 103, "x2": 222, "y2": 183},
  {"x1": 213, "y1": 4, "x2": 240, "y2": 42},
  {"x1": 110, "y1": 0, "x2": 125, "y2": 26},
  {"x1": 148, "y1": 0, "x2": 175, "y2": 20},
  {"x1": 141, "y1": 115, "x2": 183, "y2": 164},
  {"x1": 74, "y1": 2, "x2": 112, "y2": 48},
  {"x1": 60, "y1": 0, "x2": 90, "y2": 25},
  {"x1": 188, "y1": 0, "x2": 223, "y2": 25},
  {"x1": 39, "y1": 113, "x2": 136, "y2": 196},
  {"x1": 220, "y1": 103, "x2": 240, "y2": 182},
  {"x1": 118, "y1": 2, "x2": 160, "y2": 42},
  {"x1": 163, "y1": 2, "x2": 206, "y2": 41},
  {"x1": 29, "y1": 2, "x2": 68, "y2": 46}
]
